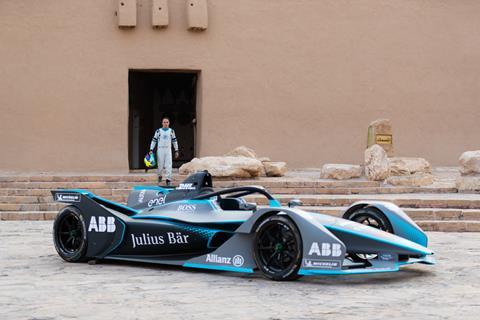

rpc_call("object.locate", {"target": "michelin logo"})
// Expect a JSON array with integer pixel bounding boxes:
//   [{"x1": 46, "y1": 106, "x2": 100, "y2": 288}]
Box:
[
  {"x1": 303, "y1": 259, "x2": 340, "y2": 269},
  {"x1": 55, "y1": 193, "x2": 80, "y2": 203}
]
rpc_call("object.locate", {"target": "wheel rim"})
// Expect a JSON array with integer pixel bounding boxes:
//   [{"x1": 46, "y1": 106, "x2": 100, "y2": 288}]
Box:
[
  {"x1": 57, "y1": 211, "x2": 83, "y2": 254},
  {"x1": 257, "y1": 221, "x2": 299, "y2": 273},
  {"x1": 353, "y1": 215, "x2": 388, "y2": 231},
  {"x1": 352, "y1": 212, "x2": 388, "y2": 260}
]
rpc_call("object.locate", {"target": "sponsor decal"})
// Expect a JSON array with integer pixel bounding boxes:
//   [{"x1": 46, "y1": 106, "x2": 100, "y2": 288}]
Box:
[
  {"x1": 147, "y1": 196, "x2": 165, "y2": 207},
  {"x1": 55, "y1": 193, "x2": 80, "y2": 203},
  {"x1": 205, "y1": 254, "x2": 245, "y2": 267},
  {"x1": 88, "y1": 216, "x2": 116, "y2": 233},
  {"x1": 177, "y1": 183, "x2": 196, "y2": 190},
  {"x1": 232, "y1": 255, "x2": 245, "y2": 267},
  {"x1": 308, "y1": 242, "x2": 342, "y2": 257},
  {"x1": 131, "y1": 232, "x2": 189, "y2": 248},
  {"x1": 177, "y1": 204, "x2": 196, "y2": 213},
  {"x1": 138, "y1": 190, "x2": 146, "y2": 203},
  {"x1": 379, "y1": 253, "x2": 394, "y2": 261},
  {"x1": 303, "y1": 259, "x2": 340, "y2": 269},
  {"x1": 375, "y1": 134, "x2": 393, "y2": 145}
]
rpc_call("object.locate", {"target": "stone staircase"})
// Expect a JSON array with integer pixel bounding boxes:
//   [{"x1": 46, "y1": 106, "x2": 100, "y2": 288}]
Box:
[{"x1": 0, "y1": 171, "x2": 479, "y2": 231}]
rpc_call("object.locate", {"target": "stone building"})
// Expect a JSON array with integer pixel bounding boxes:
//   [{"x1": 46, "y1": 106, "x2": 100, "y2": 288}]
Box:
[{"x1": 1, "y1": 0, "x2": 479, "y2": 172}]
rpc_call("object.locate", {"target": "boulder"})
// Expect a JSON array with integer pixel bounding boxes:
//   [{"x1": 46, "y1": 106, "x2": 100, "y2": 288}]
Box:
[
  {"x1": 320, "y1": 164, "x2": 362, "y2": 180},
  {"x1": 388, "y1": 157, "x2": 431, "y2": 176},
  {"x1": 257, "y1": 157, "x2": 271, "y2": 162},
  {"x1": 224, "y1": 146, "x2": 257, "y2": 158},
  {"x1": 179, "y1": 156, "x2": 263, "y2": 178},
  {"x1": 386, "y1": 173, "x2": 434, "y2": 187},
  {"x1": 456, "y1": 176, "x2": 480, "y2": 191},
  {"x1": 367, "y1": 119, "x2": 394, "y2": 156},
  {"x1": 364, "y1": 144, "x2": 390, "y2": 181},
  {"x1": 263, "y1": 161, "x2": 287, "y2": 177},
  {"x1": 459, "y1": 150, "x2": 480, "y2": 175}
]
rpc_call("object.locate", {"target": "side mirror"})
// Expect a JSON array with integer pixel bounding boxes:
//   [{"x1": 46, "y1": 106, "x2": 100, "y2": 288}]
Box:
[{"x1": 288, "y1": 199, "x2": 303, "y2": 208}]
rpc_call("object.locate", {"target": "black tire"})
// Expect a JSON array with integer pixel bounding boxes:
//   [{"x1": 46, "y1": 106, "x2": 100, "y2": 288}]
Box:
[
  {"x1": 347, "y1": 206, "x2": 393, "y2": 261},
  {"x1": 253, "y1": 215, "x2": 302, "y2": 281},
  {"x1": 53, "y1": 206, "x2": 88, "y2": 262}
]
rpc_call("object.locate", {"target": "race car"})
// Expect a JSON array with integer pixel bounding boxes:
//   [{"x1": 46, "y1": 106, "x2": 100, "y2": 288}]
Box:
[{"x1": 51, "y1": 171, "x2": 434, "y2": 281}]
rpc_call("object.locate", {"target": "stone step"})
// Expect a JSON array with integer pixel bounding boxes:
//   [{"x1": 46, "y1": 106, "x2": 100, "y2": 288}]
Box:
[
  {"x1": 0, "y1": 185, "x2": 459, "y2": 198},
  {"x1": 0, "y1": 181, "x2": 156, "y2": 190},
  {"x1": 0, "y1": 175, "x2": 379, "y2": 188},
  {"x1": 0, "y1": 180, "x2": 387, "y2": 191},
  {"x1": 0, "y1": 175, "x2": 159, "y2": 183},
  {"x1": 0, "y1": 203, "x2": 65, "y2": 212},
  {"x1": 0, "y1": 211, "x2": 58, "y2": 221},
  {"x1": 214, "y1": 180, "x2": 381, "y2": 189},
  {"x1": 265, "y1": 186, "x2": 457, "y2": 194},
  {"x1": 252, "y1": 193, "x2": 480, "y2": 209},
  {"x1": 416, "y1": 220, "x2": 480, "y2": 232},
  {"x1": 301, "y1": 206, "x2": 480, "y2": 221},
  {"x1": 0, "y1": 195, "x2": 127, "y2": 205},
  {"x1": 0, "y1": 188, "x2": 132, "y2": 197}
]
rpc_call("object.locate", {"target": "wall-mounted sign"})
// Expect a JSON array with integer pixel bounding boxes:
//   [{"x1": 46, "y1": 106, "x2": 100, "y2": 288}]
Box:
[{"x1": 375, "y1": 134, "x2": 392, "y2": 145}]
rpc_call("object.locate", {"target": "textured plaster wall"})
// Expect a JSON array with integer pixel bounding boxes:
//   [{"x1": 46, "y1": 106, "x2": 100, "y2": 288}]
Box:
[{"x1": 1, "y1": 0, "x2": 479, "y2": 172}]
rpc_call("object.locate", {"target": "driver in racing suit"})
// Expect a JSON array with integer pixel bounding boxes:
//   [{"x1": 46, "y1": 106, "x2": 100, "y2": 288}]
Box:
[{"x1": 150, "y1": 117, "x2": 179, "y2": 186}]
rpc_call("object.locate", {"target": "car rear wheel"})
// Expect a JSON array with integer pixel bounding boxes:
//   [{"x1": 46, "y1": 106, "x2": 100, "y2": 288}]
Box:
[
  {"x1": 53, "y1": 206, "x2": 87, "y2": 262},
  {"x1": 347, "y1": 206, "x2": 393, "y2": 261},
  {"x1": 253, "y1": 215, "x2": 302, "y2": 281}
]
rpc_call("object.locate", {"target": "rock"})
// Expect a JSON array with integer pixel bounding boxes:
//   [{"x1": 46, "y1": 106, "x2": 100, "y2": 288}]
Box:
[
  {"x1": 386, "y1": 173, "x2": 434, "y2": 187},
  {"x1": 367, "y1": 119, "x2": 394, "y2": 156},
  {"x1": 320, "y1": 164, "x2": 362, "y2": 180},
  {"x1": 364, "y1": 144, "x2": 390, "y2": 181},
  {"x1": 259, "y1": 165, "x2": 267, "y2": 177},
  {"x1": 456, "y1": 176, "x2": 480, "y2": 191},
  {"x1": 224, "y1": 146, "x2": 257, "y2": 158},
  {"x1": 263, "y1": 161, "x2": 287, "y2": 177},
  {"x1": 388, "y1": 157, "x2": 431, "y2": 176},
  {"x1": 179, "y1": 156, "x2": 263, "y2": 178},
  {"x1": 257, "y1": 157, "x2": 271, "y2": 162},
  {"x1": 459, "y1": 150, "x2": 480, "y2": 175}
]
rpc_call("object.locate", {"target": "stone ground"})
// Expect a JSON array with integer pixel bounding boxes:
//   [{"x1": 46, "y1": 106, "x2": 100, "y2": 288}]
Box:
[{"x1": 1, "y1": 222, "x2": 479, "y2": 320}]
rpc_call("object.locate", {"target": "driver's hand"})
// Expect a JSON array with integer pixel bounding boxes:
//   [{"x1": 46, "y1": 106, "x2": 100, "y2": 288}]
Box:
[{"x1": 174, "y1": 151, "x2": 179, "y2": 159}]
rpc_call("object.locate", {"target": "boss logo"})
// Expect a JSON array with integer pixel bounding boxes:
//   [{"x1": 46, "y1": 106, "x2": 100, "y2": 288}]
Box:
[
  {"x1": 308, "y1": 242, "x2": 342, "y2": 257},
  {"x1": 88, "y1": 216, "x2": 116, "y2": 233},
  {"x1": 177, "y1": 204, "x2": 196, "y2": 212}
]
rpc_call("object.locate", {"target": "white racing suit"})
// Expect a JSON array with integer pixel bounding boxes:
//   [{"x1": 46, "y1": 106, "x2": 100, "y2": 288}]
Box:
[{"x1": 150, "y1": 128, "x2": 179, "y2": 181}]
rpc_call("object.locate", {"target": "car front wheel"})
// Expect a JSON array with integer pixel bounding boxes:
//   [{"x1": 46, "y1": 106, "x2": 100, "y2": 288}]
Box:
[{"x1": 253, "y1": 215, "x2": 302, "y2": 281}]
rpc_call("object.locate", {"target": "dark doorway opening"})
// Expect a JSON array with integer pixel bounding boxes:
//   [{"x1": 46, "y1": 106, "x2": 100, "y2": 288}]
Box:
[{"x1": 128, "y1": 70, "x2": 198, "y2": 170}]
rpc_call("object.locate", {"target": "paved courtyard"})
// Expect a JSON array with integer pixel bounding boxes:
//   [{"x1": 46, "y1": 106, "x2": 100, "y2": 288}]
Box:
[{"x1": 0, "y1": 221, "x2": 479, "y2": 320}]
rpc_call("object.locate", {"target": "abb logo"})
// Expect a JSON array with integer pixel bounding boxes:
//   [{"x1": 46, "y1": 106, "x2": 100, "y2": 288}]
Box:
[
  {"x1": 308, "y1": 242, "x2": 342, "y2": 257},
  {"x1": 88, "y1": 216, "x2": 116, "y2": 233}
]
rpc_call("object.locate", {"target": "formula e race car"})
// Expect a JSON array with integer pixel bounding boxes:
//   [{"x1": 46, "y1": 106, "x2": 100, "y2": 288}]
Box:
[{"x1": 51, "y1": 171, "x2": 434, "y2": 281}]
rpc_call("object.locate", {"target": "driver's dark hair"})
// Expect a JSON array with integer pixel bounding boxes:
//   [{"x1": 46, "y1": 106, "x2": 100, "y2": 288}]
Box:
[{"x1": 162, "y1": 116, "x2": 170, "y2": 122}]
